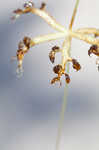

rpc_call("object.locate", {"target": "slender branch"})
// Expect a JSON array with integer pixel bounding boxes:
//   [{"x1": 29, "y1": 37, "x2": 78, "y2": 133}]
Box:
[
  {"x1": 69, "y1": 0, "x2": 79, "y2": 29},
  {"x1": 30, "y1": 8, "x2": 66, "y2": 32},
  {"x1": 76, "y1": 27, "x2": 99, "y2": 36},
  {"x1": 30, "y1": 32, "x2": 67, "y2": 46},
  {"x1": 30, "y1": 30, "x2": 99, "y2": 49},
  {"x1": 71, "y1": 31, "x2": 99, "y2": 46}
]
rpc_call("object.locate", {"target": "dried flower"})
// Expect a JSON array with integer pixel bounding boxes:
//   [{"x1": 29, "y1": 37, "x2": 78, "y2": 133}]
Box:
[
  {"x1": 72, "y1": 59, "x2": 81, "y2": 71},
  {"x1": 53, "y1": 65, "x2": 62, "y2": 74},
  {"x1": 88, "y1": 45, "x2": 99, "y2": 56},
  {"x1": 11, "y1": 0, "x2": 99, "y2": 85},
  {"x1": 23, "y1": 36, "x2": 31, "y2": 49},
  {"x1": 65, "y1": 73, "x2": 70, "y2": 84},
  {"x1": 51, "y1": 76, "x2": 61, "y2": 86},
  {"x1": 49, "y1": 46, "x2": 60, "y2": 63},
  {"x1": 49, "y1": 50, "x2": 55, "y2": 63}
]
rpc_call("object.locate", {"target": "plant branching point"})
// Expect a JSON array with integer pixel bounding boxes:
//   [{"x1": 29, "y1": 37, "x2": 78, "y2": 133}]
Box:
[{"x1": 11, "y1": 0, "x2": 99, "y2": 84}]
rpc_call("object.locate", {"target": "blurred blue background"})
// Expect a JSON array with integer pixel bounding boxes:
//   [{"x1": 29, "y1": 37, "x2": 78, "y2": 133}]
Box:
[{"x1": 0, "y1": 0, "x2": 99, "y2": 150}]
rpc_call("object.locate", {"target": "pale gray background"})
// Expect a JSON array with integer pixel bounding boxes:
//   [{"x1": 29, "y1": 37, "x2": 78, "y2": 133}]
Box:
[{"x1": 0, "y1": 0, "x2": 99, "y2": 150}]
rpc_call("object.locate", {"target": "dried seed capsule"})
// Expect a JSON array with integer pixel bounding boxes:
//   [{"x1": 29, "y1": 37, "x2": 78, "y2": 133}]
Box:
[
  {"x1": 88, "y1": 45, "x2": 99, "y2": 56},
  {"x1": 51, "y1": 76, "x2": 61, "y2": 86},
  {"x1": 51, "y1": 77, "x2": 60, "y2": 84},
  {"x1": 53, "y1": 64, "x2": 62, "y2": 74},
  {"x1": 49, "y1": 46, "x2": 60, "y2": 63},
  {"x1": 72, "y1": 59, "x2": 81, "y2": 71},
  {"x1": 16, "y1": 50, "x2": 24, "y2": 61},
  {"x1": 90, "y1": 45, "x2": 98, "y2": 50},
  {"x1": 23, "y1": 36, "x2": 31, "y2": 49},
  {"x1": 65, "y1": 73, "x2": 70, "y2": 84}
]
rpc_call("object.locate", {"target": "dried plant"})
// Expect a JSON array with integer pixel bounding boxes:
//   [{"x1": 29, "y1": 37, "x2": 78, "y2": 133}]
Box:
[
  {"x1": 11, "y1": 1, "x2": 99, "y2": 150},
  {"x1": 11, "y1": 0, "x2": 99, "y2": 85}
]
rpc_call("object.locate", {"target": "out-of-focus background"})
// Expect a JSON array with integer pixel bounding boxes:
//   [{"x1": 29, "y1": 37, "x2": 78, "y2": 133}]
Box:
[{"x1": 0, "y1": 0, "x2": 99, "y2": 150}]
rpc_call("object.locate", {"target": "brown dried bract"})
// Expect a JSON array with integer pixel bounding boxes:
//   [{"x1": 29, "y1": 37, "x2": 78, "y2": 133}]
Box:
[
  {"x1": 52, "y1": 46, "x2": 60, "y2": 51},
  {"x1": 72, "y1": 59, "x2": 81, "y2": 71},
  {"x1": 53, "y1": 64, "x2": 62, "y2": 74},
  {"x1": 49, "y1": 46, "x2": 60, "y2": 63},
  {"x1": 49, "y1": 51, "x2": 55, "y2": 63},
  {"x1": 51, "y1": 76, "x2": 61, "y2": 86},
  {"x1": 88, "y1": 45, "x2": 99, "y2": 56}
]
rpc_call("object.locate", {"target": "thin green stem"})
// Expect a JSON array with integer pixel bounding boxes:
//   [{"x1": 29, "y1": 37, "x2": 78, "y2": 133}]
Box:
[{"x1": 69, "y1": 0, "x2": 79, "y2": 29}]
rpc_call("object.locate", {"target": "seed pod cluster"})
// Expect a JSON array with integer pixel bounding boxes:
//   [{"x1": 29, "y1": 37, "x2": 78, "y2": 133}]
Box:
[{"x1": 16, "y1": 36, "x2": 31, "y2": 63}]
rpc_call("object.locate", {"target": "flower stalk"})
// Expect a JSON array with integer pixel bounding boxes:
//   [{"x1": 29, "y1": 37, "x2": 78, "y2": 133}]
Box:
[{"x1": 11, "y1": 0, "x2": 99, "y2": 84}]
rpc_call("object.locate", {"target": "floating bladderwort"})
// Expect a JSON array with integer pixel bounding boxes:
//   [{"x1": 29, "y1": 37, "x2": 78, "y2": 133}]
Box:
[{"x1": 11, "y1": 0, "x2": 99, "y2": 86}]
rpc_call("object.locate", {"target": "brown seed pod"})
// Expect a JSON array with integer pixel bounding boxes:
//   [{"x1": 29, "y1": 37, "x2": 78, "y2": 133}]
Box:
[
  {"x1": 16, "y1": 50, "x2": 24, "y2": 61},
  {"x1": 49, "y1": 51, "x2": 55, "y2": 63},
  {"x1": 51, "y1": 76, "x2": 61, "y2": 86},
  {"x1": 65, "y1": 73, "x2": 70, "y2": 84},
  {"x1": 72, "y1": 59, "x2": 81, "y2": 71},
  {"x1": 49, "y1": 46, "x2": 60, "y2": 63},
  {"x1": 88, "y1": 45, "x2": 99, "y2": 56},
  {"x1": 53, "y1": 64, "x2": 62, "y2": 74},
  {"x1": 23, "y1": 36, "x2": 31, "y2": 49}
]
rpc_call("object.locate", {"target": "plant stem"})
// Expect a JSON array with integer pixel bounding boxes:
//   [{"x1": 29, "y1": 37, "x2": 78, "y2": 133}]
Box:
[{"x1": 55, "y1": 1, "x2": 80, "y2": 150}]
